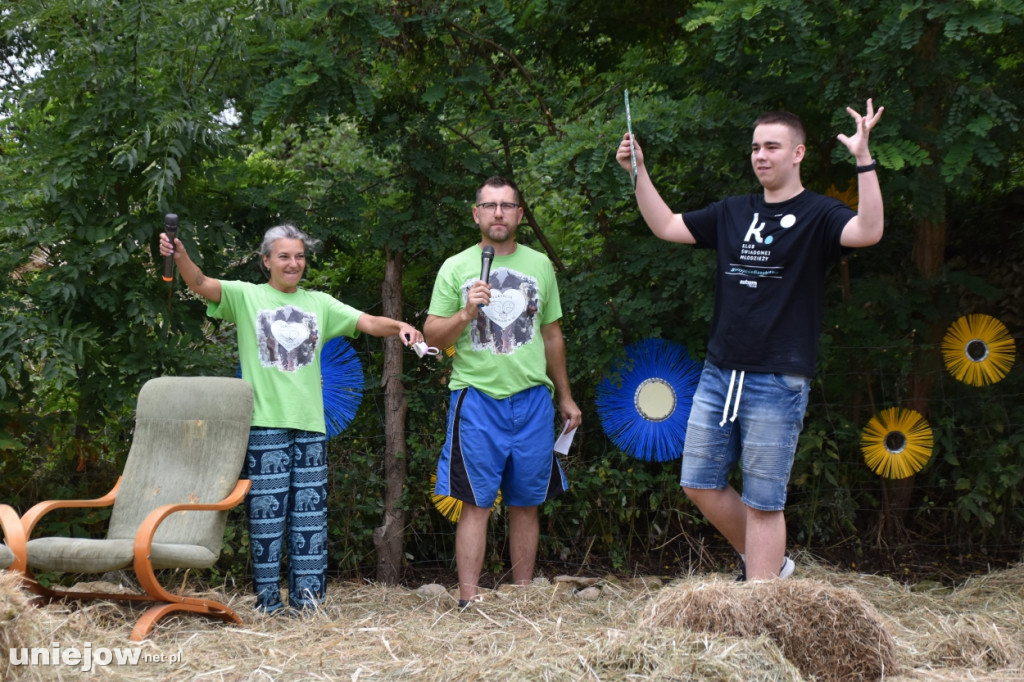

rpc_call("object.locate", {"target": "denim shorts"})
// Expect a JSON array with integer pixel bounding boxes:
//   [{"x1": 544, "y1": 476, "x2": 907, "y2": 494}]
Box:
[
  {"x1": 435, "y1": 385, "x2": 568, "y2": 507},
  {"x1": 680, "y1": 361, "x2": 810, "y2": 511}
]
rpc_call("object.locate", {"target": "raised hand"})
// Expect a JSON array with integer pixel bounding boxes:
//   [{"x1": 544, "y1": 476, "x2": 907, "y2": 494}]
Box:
[{"x1": 837, "y1": 98, "x2": 884, "y2": 161}]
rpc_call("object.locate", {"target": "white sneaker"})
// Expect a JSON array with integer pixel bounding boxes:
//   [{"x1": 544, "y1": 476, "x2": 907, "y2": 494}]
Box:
[{"x1": 737, "y1": 556, "x2": 795, "y2": 581}]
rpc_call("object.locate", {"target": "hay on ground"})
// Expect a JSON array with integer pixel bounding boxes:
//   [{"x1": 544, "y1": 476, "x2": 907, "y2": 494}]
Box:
[
  {"x1": 0, "y1": 570, "x2": 47, "y2": 675},
  {"x1": 1, "y1": 560, "x2": 1023, "y2": 681},
  {"x1": 643, "y1": 576, "x2": 900, "y2": 681}
]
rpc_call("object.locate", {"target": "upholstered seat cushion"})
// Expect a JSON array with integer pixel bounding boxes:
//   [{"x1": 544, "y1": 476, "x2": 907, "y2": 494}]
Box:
[
  {"x1": 0, "y1": 543, "x2": 14, "y2": 569},
  {"x1": 26, "y1": 537, "x2": 218, "y2": 573}
]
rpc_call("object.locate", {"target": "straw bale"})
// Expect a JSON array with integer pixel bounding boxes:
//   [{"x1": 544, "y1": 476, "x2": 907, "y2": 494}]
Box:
[
  {"x1": 643, "y1": 576, "x2": 899, "y2": 681},
  {"x1": 576, "y1": 623, "x2": 804, "y2": 681}
]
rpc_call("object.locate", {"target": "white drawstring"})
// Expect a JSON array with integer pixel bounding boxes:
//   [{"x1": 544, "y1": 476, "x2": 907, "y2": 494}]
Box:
[
  {"x1": 719, "y1": 370, "x2": 746, "y2": 427},
  {"x1": 731, "y1": 371, "x2": 745, "y2": 422}
]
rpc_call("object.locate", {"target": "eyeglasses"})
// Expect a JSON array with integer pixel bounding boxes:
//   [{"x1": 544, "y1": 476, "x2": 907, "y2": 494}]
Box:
[{"x1": 475, "y1": 202, "x2": 520, "y2": 212}]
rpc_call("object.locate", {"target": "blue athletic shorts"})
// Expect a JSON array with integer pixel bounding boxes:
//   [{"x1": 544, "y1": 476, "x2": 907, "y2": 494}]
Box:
[
  {"x1": 435, "y1": 385, "x2": 568, "y2": 507},
  {"x1": 680, "y1": 361, "x2": 810, "y2": 511}
]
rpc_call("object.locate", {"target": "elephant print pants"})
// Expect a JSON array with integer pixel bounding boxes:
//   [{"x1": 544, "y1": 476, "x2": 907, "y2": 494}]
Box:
[{"x1": 243, "y1": 427, "x2": 328, "y2": 612}]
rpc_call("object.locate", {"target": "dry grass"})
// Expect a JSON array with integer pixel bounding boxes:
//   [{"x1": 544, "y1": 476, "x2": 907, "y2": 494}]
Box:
[
  {"x1": 0, "y1": 571, "x2": 47, "y2": 665},
  {"x1": 1, "y1": 556, "x2": 1022, "y2": 681}
]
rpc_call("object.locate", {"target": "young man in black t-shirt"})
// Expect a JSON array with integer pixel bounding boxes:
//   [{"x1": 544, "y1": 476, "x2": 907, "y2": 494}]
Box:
[{"x1": 615, "y1": 101, "x2": 884, "y2": 581}]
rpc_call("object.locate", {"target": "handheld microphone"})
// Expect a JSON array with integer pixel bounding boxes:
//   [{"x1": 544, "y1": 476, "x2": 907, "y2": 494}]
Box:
[
  {"x1": 162, "y1": 214, "x2": 178, "y2": 282},
  {"x1": 478, "y1": 245, "x2": 495, "y2": 308}
]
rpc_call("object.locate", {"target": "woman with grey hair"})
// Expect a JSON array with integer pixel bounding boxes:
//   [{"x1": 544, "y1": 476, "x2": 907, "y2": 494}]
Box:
[{"x1": 161, "y1": 223, "x2": 422, "y2": 614}]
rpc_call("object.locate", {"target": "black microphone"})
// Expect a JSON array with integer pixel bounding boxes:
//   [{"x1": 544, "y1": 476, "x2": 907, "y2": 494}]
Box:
[
  {"x1": 478, "y1": 245, "x2": 495, "y2": 308},
  {"x1": 162, "y1": 214, "x2": 178, "y2": 282}
]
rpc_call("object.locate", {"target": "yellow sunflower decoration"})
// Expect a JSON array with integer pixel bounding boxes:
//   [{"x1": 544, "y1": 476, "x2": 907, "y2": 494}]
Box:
[
  {"x1": 860, "y1": 407, "x2": 934, "y2": 479},
  {"x1": 826, "y1": 179, "x2": 859, "y2": 211},
  {"x1": 941, "y1": 314, "x2": 1016, "y2": 386},
  {"x1": 430, "y1": 474, "x2": 501, "y2": 523}
]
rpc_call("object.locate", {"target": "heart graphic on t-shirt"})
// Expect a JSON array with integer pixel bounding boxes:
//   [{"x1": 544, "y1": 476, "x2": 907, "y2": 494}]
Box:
[
  {"x1": 484, "y1": 289, "x2": 527, "y2": 329},
  {"x1": 271, "y1": 320, "x2": 310, "y2": 351}
]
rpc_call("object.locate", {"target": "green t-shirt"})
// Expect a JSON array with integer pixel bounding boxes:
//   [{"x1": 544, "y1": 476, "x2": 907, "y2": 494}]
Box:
[
  {"x1": 208, "y1": 281, "x2": 363, "y2": 433},
  {"x1": 428, "y1": 243, "x2": 561, "y2": 399}
]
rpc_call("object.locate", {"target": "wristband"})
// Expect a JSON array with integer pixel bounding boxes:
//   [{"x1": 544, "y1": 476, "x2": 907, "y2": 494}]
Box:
[{"x1": 856, "y1": 159, "x2": 878, "y2": 173}]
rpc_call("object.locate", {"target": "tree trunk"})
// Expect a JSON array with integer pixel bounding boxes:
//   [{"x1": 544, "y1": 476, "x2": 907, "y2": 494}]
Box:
[
  {"x1": 880, "y1": 214, "x2": 947, "y2": 541},
  {"x1": 373, "y1": 247, "x2": 407, "y2": 585},
  {"x1": 876, "y1": 21, "x2": 950, "y2": 543}
]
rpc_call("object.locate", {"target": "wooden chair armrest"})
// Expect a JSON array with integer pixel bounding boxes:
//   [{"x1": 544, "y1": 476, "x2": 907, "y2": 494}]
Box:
[
  {"x1": 0, "y1": 503, "x2": 28, "y2": 573},
  {"x1": 19, "y1": 477, "x2": 123, "y2": 538},
  {"x1": 133, "y1": 478, "x2": 251, "y2": 554},
  {"x1": 132, "y1": 478, "x2": 251, "y2": 599}
]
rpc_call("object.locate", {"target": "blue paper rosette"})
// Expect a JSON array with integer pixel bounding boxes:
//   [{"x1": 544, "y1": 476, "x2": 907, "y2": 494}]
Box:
[
  {"x1": 320, "y1": 337, "x2": 364, "y2": 439},
  {"x1": 596, "y1": 338, "x2": 701, "y2": 462}
]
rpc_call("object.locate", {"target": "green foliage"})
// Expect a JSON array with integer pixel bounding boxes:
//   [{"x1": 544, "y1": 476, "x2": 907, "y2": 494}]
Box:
[{"x1": 926, "y1": 377, "x2": 1024, "y2": 534}]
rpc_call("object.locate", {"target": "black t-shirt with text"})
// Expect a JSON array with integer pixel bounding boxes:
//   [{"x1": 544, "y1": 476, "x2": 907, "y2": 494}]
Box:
[{"x1": 684, "y1": 190, "x2": 854, "y2": 377}]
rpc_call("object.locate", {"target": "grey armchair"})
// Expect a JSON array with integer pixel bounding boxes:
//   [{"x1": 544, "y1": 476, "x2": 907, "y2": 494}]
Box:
[{"x1": 6, "y1": 376, "x2": 253, "y2": 641}]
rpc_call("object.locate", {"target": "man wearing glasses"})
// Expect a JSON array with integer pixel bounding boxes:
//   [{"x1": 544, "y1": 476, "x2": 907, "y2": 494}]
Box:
[{"x1": 425, "y1": 175, "x2": 582, "y2": 608}]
